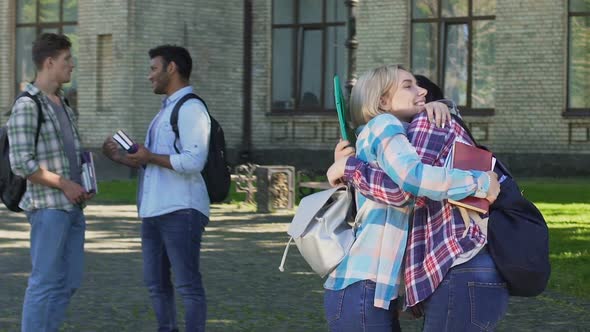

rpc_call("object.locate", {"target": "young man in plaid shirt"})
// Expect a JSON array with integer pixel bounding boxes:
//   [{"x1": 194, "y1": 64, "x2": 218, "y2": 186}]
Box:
[{"x1": 7, "y1": 33, "x2": 92, "y2": 331}]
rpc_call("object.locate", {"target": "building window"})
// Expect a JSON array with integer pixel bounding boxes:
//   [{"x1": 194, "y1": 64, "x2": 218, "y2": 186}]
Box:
[
  {"x1": 16, "y1": 0, "x2": 78, "y2": 108},
  {"x1": 271, "y1": 0, "x2": 347, "y2": 113},
  {"x1": 567, "y1": 0, "x2": 590, "y2": 113},
  {"x1": 411, "y1": 0, "x2": 495, "y2": 115}
]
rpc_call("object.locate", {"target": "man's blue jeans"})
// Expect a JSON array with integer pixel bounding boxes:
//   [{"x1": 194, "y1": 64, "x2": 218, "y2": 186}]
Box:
[
  {"x1": 422, "y1": 250, "x2": 510, "y2": 332},
  {"x1": 324, "y1": 280, "x2": 401, "y2": 332},
  {"x1": 142, "y1": 209, "x2": 208, "y2": 332},
  {"x1": 22, "y1": 208, "x2": 86, "y2": 332}
]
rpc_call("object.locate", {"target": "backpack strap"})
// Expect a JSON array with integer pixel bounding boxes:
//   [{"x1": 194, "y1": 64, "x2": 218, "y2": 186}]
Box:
[
  {"x1": 278, "y1": 236, "x2": 293, "y2": 272},
  {"x1": 170, "y1": 92, "x2": 208, "y2": 154},
  {"x1": 16, "y1": 92, "x2": 44, "y2": 148}
]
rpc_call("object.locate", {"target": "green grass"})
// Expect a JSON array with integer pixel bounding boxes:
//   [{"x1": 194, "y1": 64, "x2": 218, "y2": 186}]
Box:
[
  {"x1": 94, "y1": 177, "x2": 590, "y2": 300},
  {"x1": 518, "y1": 177, "x2": 590, "y2": 204},
  {"x1": 95, "y1": 179, "x2": 249, "y2": 205},
  {"x1": 535, "y1": 202, "x2": 590, "y2": 300},
  {"x1": 511, "y1": 177, "x2": 590, "y2": 300},
  {"x1": 95, "y1": 179, "x2": 138, "y2": 204},
  {"x1": 95, "y1": 173, "x2": 328, "y2": 205}
]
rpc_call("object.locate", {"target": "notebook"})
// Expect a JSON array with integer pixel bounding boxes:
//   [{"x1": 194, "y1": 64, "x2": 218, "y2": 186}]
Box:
[{"x1": 447, "y1": 141, "x2": 495, "y2": 214}]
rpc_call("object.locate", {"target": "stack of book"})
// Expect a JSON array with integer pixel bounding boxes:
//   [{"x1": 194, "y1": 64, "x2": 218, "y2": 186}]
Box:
[
  {"x1": 113, "y1": 130, "x2": 138, "y2": 153},
  {"x1": 81, "y1": 151, "x2": 98, "y2": 194}
]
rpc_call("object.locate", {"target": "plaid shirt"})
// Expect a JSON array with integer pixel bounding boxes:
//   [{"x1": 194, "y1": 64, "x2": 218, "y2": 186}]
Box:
[
  {"x1": 325, "y1": 113, "x2": 488, "y2": 309},
  {"x1": 342, "y1": 113, "x2": 487, "y2": 307},
  {"x1": 7, "y1": 83, "x2": 83, "y2": 211}
]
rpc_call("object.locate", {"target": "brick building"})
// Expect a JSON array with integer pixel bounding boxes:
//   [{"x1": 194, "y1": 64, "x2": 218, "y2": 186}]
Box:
[{"x1": 1, "y1": 0, "x2": 588, "y2": 176}]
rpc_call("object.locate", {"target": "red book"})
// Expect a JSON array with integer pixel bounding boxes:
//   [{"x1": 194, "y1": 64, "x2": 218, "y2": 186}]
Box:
[{"x1": 447, "y1": 141, "x2": 493, "y2": 214}]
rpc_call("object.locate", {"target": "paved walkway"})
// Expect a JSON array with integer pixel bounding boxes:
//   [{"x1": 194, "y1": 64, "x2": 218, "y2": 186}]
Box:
[{"x1": 0, "y1": 204, "x2": 589, "y2": 331}]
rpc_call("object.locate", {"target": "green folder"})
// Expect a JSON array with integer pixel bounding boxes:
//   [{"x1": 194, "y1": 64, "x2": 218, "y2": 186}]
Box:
[{"x1": 333, "y1": 75, "x2": 355, "y2": 145}]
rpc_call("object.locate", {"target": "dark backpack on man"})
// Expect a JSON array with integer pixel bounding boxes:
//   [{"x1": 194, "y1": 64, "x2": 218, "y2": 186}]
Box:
[
  {"x1": 452, "y1": 114, "x2": 550, "y2": 296},
  {"x1": 0, "y1": 92, "x2": 44, "y2": 212},
  {"x1": 170, "y1": 93, "x2": 231, "y2": 203}
]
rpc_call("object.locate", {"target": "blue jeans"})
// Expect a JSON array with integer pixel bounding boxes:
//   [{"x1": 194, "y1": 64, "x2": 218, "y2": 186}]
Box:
[
  {"x1": 324, "y1": 280, "x2": 401, "y2": 332},
  {"x1": 422, "y1": 250, "x2": 509, "y2": 332},
  {"x1": 22, "y1": 208, "x2": 85, "y2": 332},
  {"x1": 142, "y1": 209, "x2": 208, "y2": 332}
]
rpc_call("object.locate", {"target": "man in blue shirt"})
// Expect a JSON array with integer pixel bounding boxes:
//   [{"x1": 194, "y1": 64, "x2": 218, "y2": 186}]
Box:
[{"x1": 103, "y1": 45, "x2": 210, "y2": 332}]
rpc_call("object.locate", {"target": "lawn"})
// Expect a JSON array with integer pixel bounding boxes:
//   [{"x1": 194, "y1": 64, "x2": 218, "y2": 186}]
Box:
[
  {"x1": 519, "y1": 178, "x2": 590, "y2": 300},
  {"x1": 95, "y1": 177, "x2": 590, "y2": 300},
  {"x1": 2, "y1": 177, "x2": 588, "y2": 330},
  {"x1": 96, "y1": 179, "x2": 138, "y2": 204},
  {"x1": 96, "y1": 179, "x2": 249, "y2": 205}
]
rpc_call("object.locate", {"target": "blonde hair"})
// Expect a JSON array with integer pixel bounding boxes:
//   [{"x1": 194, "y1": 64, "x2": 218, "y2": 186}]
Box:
[{"x1": 350, "y1": 64, "x2": 404, "y2": 127}]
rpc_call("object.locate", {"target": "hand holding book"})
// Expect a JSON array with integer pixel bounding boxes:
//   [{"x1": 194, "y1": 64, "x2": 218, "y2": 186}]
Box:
[
  {"x1": 447, "y1": 141, "x2": 498, "y2": 214},
  {"x1": 80, "y1": 151, "x2": 98, "y2": 194},
  {"x1": 484, "y1": 171, "x2": 500, "y2": 204},
  {"x1": 112, "y1": 130, "x2": 138, "y2": 154},
  {"x1": 334, "y1": 75, "x2": 355, "y2": 146},
  {"x1": 112, "y1": 130, "x2": 152, "y2": 167}
]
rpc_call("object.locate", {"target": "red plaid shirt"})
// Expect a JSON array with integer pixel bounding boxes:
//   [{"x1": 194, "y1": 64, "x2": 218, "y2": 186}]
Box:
[{"x1": 343, "y1": 113, "x2": 486, "y2": 307}]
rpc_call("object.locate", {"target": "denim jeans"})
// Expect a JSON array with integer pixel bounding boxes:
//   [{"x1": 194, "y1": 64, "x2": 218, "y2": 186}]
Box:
[
  {"x1": 21, "y1": 208, "x2": 85, "y2": 332},
  {"x1": 422, "y1": 250, "x2": 509, "y2": 332},
  {"x1": 142, "y1": 208, "x2": 208, "y2": 332},
  {"x1": 324, "y1": 280, "x2": 401, "y2": 332}
]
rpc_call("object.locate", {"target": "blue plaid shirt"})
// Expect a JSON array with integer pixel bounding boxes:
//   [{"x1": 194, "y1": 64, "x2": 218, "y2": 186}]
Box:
[
  {"x1": 7, "y1": 83, "x2": 83, "y2": 211},
  {"x1": 324, "y1": 113, "x2": 489, "y2": 309}
]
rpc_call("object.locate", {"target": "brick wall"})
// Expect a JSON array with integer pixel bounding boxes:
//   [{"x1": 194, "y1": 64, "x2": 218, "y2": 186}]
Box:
[
  {"x1": 248, "y1": 0, "x2": 410, "y2": 159},
  {"x1": 123, "y1": 0, "x2": 244, "y2": 152},
  {"x1": 357, "y1": 0, "x2": 409, "y2": 73},
  {"x1": 245, "y1": 0, "x2": 590, "y2": 173},
  {"x1": 75, "y1": 0, "x2": 244, "y2": 152},
  {"x1": 76, "y1": 0, "x2": 132, "y2": 147},
  {"x1": 353, "y1": 0, "x2": 590, "y2": 174},
  {"x1": 0, "y1": 0, "x2": 14, "y2": 122},
  {"x1": 0, "y1": 0, "x2": 244, "y2": 169},
  {"x1": 250, "y1": 0, "x2": 344, "y2": 156},
  {"x1": 1, "y1": 0, "x2": 588, "y2": 175},
  {"x1": 250, "y1": 0, "x2": 272, "y2": 152},
  {"x1": 491, "y1": 0, "x2": 590, "y2": 155}
]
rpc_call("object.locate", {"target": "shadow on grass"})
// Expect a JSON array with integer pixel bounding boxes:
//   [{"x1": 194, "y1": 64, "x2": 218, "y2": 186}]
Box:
[
  {"x1": 0, "y1": 206, "x2": 333, "y2": 331},
  {"x1": 545, "y1": 225, "x2": 590, "y2": 300}
]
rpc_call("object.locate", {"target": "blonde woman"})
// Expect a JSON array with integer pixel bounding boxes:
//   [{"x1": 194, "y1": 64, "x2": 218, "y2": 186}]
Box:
[{"x1": 323, "y1": 65, "x2": 500, "y2": 331}]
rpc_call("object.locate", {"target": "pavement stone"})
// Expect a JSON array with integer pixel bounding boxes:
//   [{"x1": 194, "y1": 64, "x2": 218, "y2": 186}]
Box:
[{"x1": 0, "y1": 204, "x2": 589, "y2": 331}]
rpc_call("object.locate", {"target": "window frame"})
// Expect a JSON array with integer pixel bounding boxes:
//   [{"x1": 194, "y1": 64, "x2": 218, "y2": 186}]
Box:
[
  {"x1": 410, "y1": 0, "x2": 496, "y2": 116},
  {"x1": 271, "y1": 0, "x2": 346, "y2": 114},
  {"x1": 14, "y1": 0, "x2": 77, "y2": 94},
  {"x1": 564, "y1": 0, "x2": 590, "y2": 117}
]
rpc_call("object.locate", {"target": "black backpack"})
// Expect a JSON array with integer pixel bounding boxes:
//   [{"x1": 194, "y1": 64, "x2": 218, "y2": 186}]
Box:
[
  {"x1": 170, "y1": 93, "x2": 231, "y2": 203},
  {"x1": 452, "y1": 114, "x2": 550, "y2": 296},
  {"x1": 487, "y1": 161, "x2": 550, "y2": 296},
  {"x1": 0, "y1": 92, "x2": 44, "y2": 212}
]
